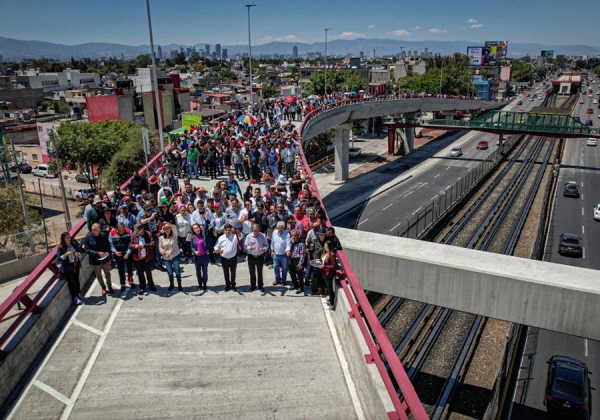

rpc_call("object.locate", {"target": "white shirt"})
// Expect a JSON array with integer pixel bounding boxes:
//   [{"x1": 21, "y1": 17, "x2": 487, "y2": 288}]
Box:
[
  {"x1": 271, "y1": 230, "x2": 291, "y2": 255},
  {"x1": 214, "y1": 233, "x2": 238, "y2": 259},
  {"x1": 175, "y1": 213, "x2": 192, "y2": 238},
  {"x1": 239, "y1": 208, "x2": 253, "y2": 235}
]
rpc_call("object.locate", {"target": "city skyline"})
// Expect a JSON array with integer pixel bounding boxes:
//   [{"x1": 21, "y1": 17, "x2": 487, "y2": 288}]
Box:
[{"x1": 0, "y1": 0, "x2": 599, "y2": 48}]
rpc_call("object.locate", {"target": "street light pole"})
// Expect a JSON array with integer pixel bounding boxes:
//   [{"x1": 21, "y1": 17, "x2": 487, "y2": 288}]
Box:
[
  {"x1": 145, "y1": 0, "x2": 165, "y2": 153},
  {"x1": 47, "y1": 130, "x2": 72, "y2": 231},
  {"x1": 245, "y1": 4, "x2": 256, "y2": 105},
  {"x1": 324, "y1": 28, "x2": 330, "y2": 98},
  {"x1": 439, "y1": 59, "x2": 444, "y2": 96}
]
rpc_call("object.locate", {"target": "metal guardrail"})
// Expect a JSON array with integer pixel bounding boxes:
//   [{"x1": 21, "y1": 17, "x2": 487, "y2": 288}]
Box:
[
  {"x1": 299, "y1": 102, "x2": 429, "y2": 420},
  {"x1": 0, "y1": 148, "x2": 166, "y2": 362}
]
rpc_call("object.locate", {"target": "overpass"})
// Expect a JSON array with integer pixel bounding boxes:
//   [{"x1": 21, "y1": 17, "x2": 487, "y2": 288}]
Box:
[{"x1": 300, "y1": 97, "x2": 505, "y2": 181}]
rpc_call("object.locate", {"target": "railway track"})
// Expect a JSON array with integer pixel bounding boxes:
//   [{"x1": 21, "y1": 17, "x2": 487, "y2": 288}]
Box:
[{"x1": 373, "y1": 93, "x2": 573, "y2": 418}]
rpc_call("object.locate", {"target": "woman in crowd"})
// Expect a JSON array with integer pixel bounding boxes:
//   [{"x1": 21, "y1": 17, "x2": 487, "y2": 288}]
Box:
[
  {"x1": 321, "y1": 240, "x2": 338, "y2": 308},
  {"x1": 191, "y1": 223, "x2": 209, "y2": 290},
  {"x1": 158, "y1": 222, "x2": 182, "y2": 291},
  {"x1": 57, "y1": 232, "x2": 85, "y2": 305},
  {"x1": 243, "y1": 185, "x2": 253, "y2": 203},
  {"x1": 175, "y1": 205, "x2": 193, "y2": 263},
  {"x1": 261, "y1": 167, "x2": 275, "y2": 191},
  {"x1": 98, "y1": 206, "x2": 117, "y2": 233}
]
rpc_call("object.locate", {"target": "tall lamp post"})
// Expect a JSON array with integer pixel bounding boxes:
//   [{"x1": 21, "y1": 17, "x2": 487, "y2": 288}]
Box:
[
  {"x1": 245, "y1": 4, "x2": 256, "y2": 105},
  {"x1": 324, "y1": 28, "x2": 330, "y2": 98},
  {"x1": 145, "y1": 0, "x2": 165, "y2": 153},
  {"x1": 47, "y1": 130, "x2": 72, "y2": 231}
]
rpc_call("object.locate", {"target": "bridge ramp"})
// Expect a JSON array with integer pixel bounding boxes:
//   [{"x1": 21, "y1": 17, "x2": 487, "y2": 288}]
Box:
[{"x1": 7, "y1": 261, "x2": 359, "y2": 420}]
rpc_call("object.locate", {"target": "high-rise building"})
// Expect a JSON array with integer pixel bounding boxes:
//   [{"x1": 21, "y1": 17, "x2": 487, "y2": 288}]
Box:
[
  {"x1": 359, "y1": 51, "x2": 364, "y2": 59},
  {"x1": 157, "y1": 45, "x2": 162, "y2": 61},
  {"x1": 292, "y1": 46, "x2": 298, "y2": 58},
  {"x1": 215, "y1": 43, "x2": 222, "y2": 59},
  {"x1": 222, "y1": 49, "x2": 228, "y2": 59},
  {"x1": 205, "y1": 44, "x2": 211, "y2": 57},
  {"x1": 372, "y1": 49, "x2": 376, "y2": 59}
]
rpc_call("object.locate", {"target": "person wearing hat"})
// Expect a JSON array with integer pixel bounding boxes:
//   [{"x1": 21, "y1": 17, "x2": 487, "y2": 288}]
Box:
[
  {"x1": 98, "y1": 205, "x2": 117, "y2": 233},
  {"x1": 309, "y1": 227, "x2": 329, "y2": 296},
  {"x1": 129, "y1": 224, "x2": 157, "y2": 296},
  {"x1": 85, "y1": 197, "x2": 104, "y2": 231},
  {"x1": 326, "y1": 226, "x2": 343, "y2": 252},
  {"x1": 130, "y1": 171, "x2": 148, "y2": 196},
  {"x1": 117, "y1": 203, "x2": 137, "y2": 230}
]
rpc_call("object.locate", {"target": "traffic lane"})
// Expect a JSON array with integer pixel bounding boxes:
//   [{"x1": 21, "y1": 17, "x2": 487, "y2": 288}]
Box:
[
  {"x1": 20, "y1": 172, "x2": 94, "y2": 193},
  {"x1": 521, "y1": 330, "x2": 600, "y2": 419},
  {"x1": 358, "y1": 160, "x2": 485, "y2": 233}
]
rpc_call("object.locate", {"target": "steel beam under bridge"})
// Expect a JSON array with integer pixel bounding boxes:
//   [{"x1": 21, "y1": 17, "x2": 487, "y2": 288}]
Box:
[{"x1": 336, "y1": 228, "x2": 600, "y2": 341}]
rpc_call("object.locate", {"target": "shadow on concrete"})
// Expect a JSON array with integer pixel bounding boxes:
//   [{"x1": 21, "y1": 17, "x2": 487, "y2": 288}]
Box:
[{"x1": 326, "y1": 132, "x2": 466, "y2": 229}]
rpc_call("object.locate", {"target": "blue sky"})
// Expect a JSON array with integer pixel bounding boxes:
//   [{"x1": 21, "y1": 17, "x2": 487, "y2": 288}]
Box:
[{"x1": 1, "y1": 0, "x2": 599, "y2": 47}]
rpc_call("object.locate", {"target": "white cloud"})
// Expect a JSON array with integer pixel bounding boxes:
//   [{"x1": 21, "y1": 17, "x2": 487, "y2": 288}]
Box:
[
  {"x1": 470, "y1": 23, "x2": 484, "y2": 28},
  {"x1": 368, "y1": 24, "x2": 376, "y2": 29},
  {"x1": 260, "y1": 36, "x2": 273, "y2": 43},
  {"x1": 412, "y1": 25, "x2": 421, "y2": 30},
  {"x1": 276, "y1": 35, "x2": 298, "y2": 42},
  {"x1": 429, "y1": 28, "x2": 447, "y2": 34},
  {"x1": 389, "y1": 29, "x2": 412, "y2": 37},
  {"x1": 468, "y1": 18, "x2": 478, "y2": 24},
  {"x1": 334, "y1": 31, "x2": 366, "y2": 40}
]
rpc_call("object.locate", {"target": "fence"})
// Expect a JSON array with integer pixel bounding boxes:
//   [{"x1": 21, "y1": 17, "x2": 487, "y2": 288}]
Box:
[
  {"x1": 396, "y1": 136, "x2": 519, "y2": 239},
  {"x1": 0, "y1": 220, "x2": 74, "y2": 260}
]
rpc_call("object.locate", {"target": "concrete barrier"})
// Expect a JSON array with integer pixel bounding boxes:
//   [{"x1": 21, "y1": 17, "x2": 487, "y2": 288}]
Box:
[
  {"x1": 331, "y1": 286, "x2": 395, "y2": 419},
  {"x1": 0, "y1": 253, "x2": 48, "y2": 284},
  {"x1": 0, "y1": 257, "x2": 95, "y2": 412}
]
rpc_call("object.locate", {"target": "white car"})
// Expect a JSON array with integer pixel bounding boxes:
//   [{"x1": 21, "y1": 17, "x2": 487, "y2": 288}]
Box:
[
  {"x1": 587, "y1": 138, "x2": 597, "y2": 146},
  {"x1": 594, "y1": 100, "x2": 599, "y2": 104},
  {"x1": 594, "y1": 204, "x2": 600, "y2": 221},
  {"x1": 449, "y1": 147, "x2": 463, "y2": 157},
  {"x1": 32, "y1": 165, "x2": 57, "y2": 178}
]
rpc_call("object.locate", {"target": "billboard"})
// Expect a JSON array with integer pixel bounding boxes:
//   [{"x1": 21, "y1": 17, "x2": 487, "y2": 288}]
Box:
[
  {"x1": 467, "y1": 46, "x2": 490, "y2": 66},
  {"x1": 485, "y1": 41, "x2": 508, "y2": 65}
]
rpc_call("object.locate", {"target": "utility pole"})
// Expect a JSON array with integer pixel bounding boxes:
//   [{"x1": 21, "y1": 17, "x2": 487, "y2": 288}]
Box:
[
  {"x1": 145, "y1": 0, "x2": 165, "y2": 154},
  {"x1": 9, "y1": 139, "x2": 36, "y2": 253},
  {"x1": 47, "y1": 130, "x2": 72, "y2": 231},
  {"x1": 245, "y1": 4, "x2": 256, "y2": 105},
  {"x1": 324, "y1": 28, "x2": 330, "y2": 97}
]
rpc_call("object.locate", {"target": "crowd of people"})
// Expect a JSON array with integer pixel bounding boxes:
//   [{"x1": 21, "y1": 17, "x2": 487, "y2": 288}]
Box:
[{"x1": 60, "y1": 101, "x2": 345, "y2": 308}]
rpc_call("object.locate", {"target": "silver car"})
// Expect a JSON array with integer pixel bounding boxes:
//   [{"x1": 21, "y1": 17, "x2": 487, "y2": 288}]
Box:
[{"x1": 449, "y1": 147, "x2": 463, "y2": 157}]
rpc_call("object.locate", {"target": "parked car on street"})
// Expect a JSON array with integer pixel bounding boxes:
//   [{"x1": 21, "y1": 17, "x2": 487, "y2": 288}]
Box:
[
  {"x1": 32, "y1": 165, "x2": 57, "y2": 178},
  {"x1": 75, "y1": 188, "x2": 97, "y2": 201},
  {"x1": 75, "y1": 173, "x2": 97, "y2": 184},
  {"x1": 545, "y1": 355, "x2": 592, "y2": 419},
  {"x1": 9, "y1": 162, "x2": 32, "y2": 174}
]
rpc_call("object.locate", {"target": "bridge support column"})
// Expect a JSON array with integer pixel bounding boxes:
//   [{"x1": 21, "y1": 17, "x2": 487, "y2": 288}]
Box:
[
  {"x1": 403, "y1": 113, "x2": 415, "y2": 154},
  {"x1": 333, "y1": 123, "x2": 350, "y2": 183}
]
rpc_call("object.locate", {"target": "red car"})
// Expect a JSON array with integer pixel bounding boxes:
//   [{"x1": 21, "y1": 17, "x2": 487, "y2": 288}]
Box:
[
  {"x1": 587, "y1": 108, "x2": 593, "y2": 114},
  {"x1": 477, "y1": 140, "x2": 489, "y2": 150}
]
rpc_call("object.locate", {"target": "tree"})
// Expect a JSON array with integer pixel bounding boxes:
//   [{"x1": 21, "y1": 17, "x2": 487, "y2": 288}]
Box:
[
  {"x1": 511, "y1": 61, "x2": 535, "y2": 83},
  {"x1": 0, "y1": 184, "x2": 41, "y2": 238},
  {"x1": 303, "y1": 129, "x2": 334, "y2": 163},
  {"x1": 54, "y1": 121, "x2": 146, "y2": 189},
  {"x1": 261, "y1": 85, "x2": 279, "y2": 99},
  {"x1": 306, "y1": 70, "x2": 367, "y2": 95},
  {"x1": 136, "y1": 54, "x2": 152, "y2": 68},
  {"x1": 174, "y1": 52, "x2": 187, "y2": 65}
]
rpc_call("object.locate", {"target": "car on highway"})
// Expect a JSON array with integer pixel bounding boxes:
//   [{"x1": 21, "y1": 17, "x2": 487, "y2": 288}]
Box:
[
  {"x1": 593, "y1": 204, "x2": 600, "y2": 221},
  {"x1": 529, "y1": 97, "x2": 534, "y2": 101},
  {"x1": 580, "y1": 99, "x2": 585, "y2": 104},
  {"x1": 544, "y1": 355, "x2": 592, "y2": 418},
  {"x1": 594, "y1": 100, "x2": 598, "y2": 104},
  {"x1": 587, "y1": 108, "x2": 594, "y2": 114},
  {"x1": 449, "y1": 147, "x2": 462, "y2": 157},
  {"x1": 74, "y1": 187, "x2": 97, "y2": 201},
  {"x1": 476, "y1": 140, "x2": 489, "y2": 150},
  {"x1": 75, "y1": 173, "x2": 97, "y2": 184},
  {"x1": 9, "y1": 162, "x2": 32, "y2": 174},
  {"x1": 517, "y1": 100, "x2": 523, "y2": 105},
  {"x1": 557, "y1": 233, "x2": 583, "y2": 257},
  {"x1": 563, "y1": 181, "x2": 580, "y2": 198},
  {"x1": 585, "y1": 120, "x2": 593, "y2": 126},
  {"x1": 587, "y1": 138, "x2": 598, "y2": 146},
  {"x1": 32, "y1": 165, "x2": 57, "y2": 178}
]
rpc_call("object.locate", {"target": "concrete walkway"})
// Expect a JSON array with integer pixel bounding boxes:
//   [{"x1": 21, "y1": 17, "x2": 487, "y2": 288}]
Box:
[{"x1": 6, "y1": 261, "x2": 359, "y2": 420}]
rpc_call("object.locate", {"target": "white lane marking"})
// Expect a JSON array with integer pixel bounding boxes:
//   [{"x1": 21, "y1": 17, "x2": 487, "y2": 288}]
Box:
[
  {"x1": 585, "y1": 339, "x2": 589, "y2": 357},
  {"x1": 431, "y1": 195, "x2": 439, "y2": 201},
  {"x1": 412, "y1": 207, "x2": 423, "y2": 215},
  {"x1": 582, "y1": 207, "x2": 585, "y2": 216},
  {"x1": 581, "y1": 182, "x2": 584, "y2": 187},
  {"x1": 583, "y1": 247, "x2": 586, "y2": 259},
  {"x1": 582, "y1": 225, "x2": 585, "y2": 235},
  {"x1": 357, "y1": 218, "x2": 369, "y2": 226},
  {"x1": 418, "y1": 182, "x2": 428, "y2": 189},
  {"x1": 33, "y1": 380, "x2": 71, "y2": 406},
  {"x1": 445, "y1": 185, "x2": 452, "y2": 190},
  {"x1": 457, "y1": 177, "x2": 461, "y2": 180},
  {"x1": 72, "y1": 319, "x2": 104, "y2": 336},
  {"x1": 61, "y1": 298, "x2": 124, "y2": 419},
  {"x1": 322, "y1": 297, "x2": 366, "y2": 420},
  {"x1": 434, "y1": 173, "x2": 440, "y2": 178},
  {"x1": 582, "y1": 194, "x2": 585, "y2": 200},
  {"x1": 403, "y1": 191, "x2": 413, "y2": 197},
  {"x1": 389, "y1": 221, "x2": 403, "y2": 232},
  {"x1": 446, "y1": 166, "x2": 450, "y2": 170},
  {"x1": 382, "y1": 203, "x2": 394, "y2": 211}
]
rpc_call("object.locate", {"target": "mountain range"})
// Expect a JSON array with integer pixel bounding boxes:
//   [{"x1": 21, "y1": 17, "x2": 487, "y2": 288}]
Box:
[{"x1": 0, "y1": 35, "x2": 599, "y2": 61}]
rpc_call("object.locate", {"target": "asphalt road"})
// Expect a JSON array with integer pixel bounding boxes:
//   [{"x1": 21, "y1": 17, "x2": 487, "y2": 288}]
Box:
[
  {"x1": 514, "y1": 83, "x2": 600, "y2": 420},
  {"x1": 346, "y1": 97, "x2": 539, "y2": 233}
]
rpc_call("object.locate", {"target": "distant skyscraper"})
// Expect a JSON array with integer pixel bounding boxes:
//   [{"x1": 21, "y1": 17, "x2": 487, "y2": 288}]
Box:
[
  {"x1": 359, "y1": 51, "x2": 364, "y2": 59},
  {"x1": 424, "y1": 47, "x2": 429, "y2": 56},
  {"x1": 413, "y1": 50, "x2": 418, "y2": 59},
  {"x1": 157, "y1": 45, "x2": 162, "y2": 61},
  {"x1": 205, "y1": 44, "x2": 211, "y2": 57},
  {"x1": 222, "y1": 49, "x2": 228, "y2": 59},
  {"x1": 372, "y1": 49, "x2": 376, "y2": 59},
  {"x1": 292, "y1": 46, "x2": 298, "y2": 58},
  {"x1": 215, "y1": 43, "x2": 222, "y2": 59},
  {"x1": 400, "y1": 51, "x2": 406, "y2": 59}
]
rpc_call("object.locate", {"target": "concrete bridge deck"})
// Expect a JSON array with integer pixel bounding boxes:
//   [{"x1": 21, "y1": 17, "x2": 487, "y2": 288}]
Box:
[{"x1": 6, "y1": 261, "x2": 361, "y2": 420}]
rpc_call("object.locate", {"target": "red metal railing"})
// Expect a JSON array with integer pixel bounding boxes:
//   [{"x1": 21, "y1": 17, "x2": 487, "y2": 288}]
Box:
[
  {"x1": 0, "y1": 148, "x2": 166, "y2": 362},
  {"x1": 298, "y1": 103, "x2": 429, "y2": 420}
]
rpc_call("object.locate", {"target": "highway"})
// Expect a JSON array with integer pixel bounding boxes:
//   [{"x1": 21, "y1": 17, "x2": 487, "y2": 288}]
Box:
[
  {"x1": 345, "y1": 97, "x2": 539, "y2": 233},
  {"x1": 514, "y1": 83, "x2": 600, "y2": 419}
]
